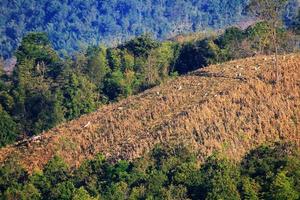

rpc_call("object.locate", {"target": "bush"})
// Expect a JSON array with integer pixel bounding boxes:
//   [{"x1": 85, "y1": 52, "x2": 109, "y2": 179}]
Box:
[{"x1": 0, "y1": 108, "x2": 18, "y2": 147}]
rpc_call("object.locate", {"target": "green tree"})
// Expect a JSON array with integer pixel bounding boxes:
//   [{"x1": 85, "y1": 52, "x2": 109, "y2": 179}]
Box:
[
  {"x1": 241, "y1": 144, "x2": 289, "y2": 186},
  {"x1": 270, "y1": 171, "x2": 299, "y2": 200},
  {"x1": 15, "y1": 33, "x2": 61, "y2": 78},
  {"x1": 62, "y1": 73, "x2": 99, "y2": 120},
  {"x1": 199, "y1": 155, "x2": 241, "y2": 200},
  {"x1": 0, "y1": 91, "x2": 15, "y2": 113},
  {"x1": 217, "y1": 27, "x2": 245, "y2": 49},
  {"x1": 174, "y1": 39, "x2": 224, "y2": 74},
  {"x1": 23, "y1": 92, "x2": 64, "y2": 134},
  {"x1": 72, "y1": 187, "x2": 98, "y2": 200},
  {"x1": 241, "y1": 177, "x2": 260, "y2": 200},
  {"x1": 216, "y1": 27, "x2": 247, "y2": 59},
  {"x1": 73, "y1": 154, "x2": 109, "y2": 197},
  {"x1": 245, "y1": 22, "x2": 272, "y2": 53},
  {"x1": 104, "y1": 181, "x2": 128, "y2": 200},
  {"x1": 120, "y1": 50, "x2": 135, "y2": 72},
  {"x1": 12, "y1": 33, "x2": 65, "y2": 135},
  {"x1": 29, "y1": 171, "x2": 51, "y2": 198},
  {"x1": 0, "y1": 159, "x2": 28, "y2": 196},
  {"x1": 107, "y1": 48, "x2": 122, "y2": 71},
  {"x1": 123, "y1": 34, "x2": 160, "y2": 58},
  {"x1": 0, "y1": 107, "x2": 19, "y2": 147},
  {"x1": 50, "y1": 181, "x2": 75, "y2": 200},
  {"x1": 43, "y1": 156, "x2": 69, "y2": 186},
  {"x1": 142, "y1": 42, "x2": 175, "y2": 88},
  {"x1": 103, "y1": 70, "x2": 131, "y2": 101},
  {"x1": 86, "y1": 46, "x2": 110, "y2": 89},
  {"x1": 20, "y1": 184, "x2": 41, "y2": 200}
]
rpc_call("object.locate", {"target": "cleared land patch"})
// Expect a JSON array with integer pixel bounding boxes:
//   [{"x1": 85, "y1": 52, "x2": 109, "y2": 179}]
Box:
[{"x1": 0, "y1": 54, "x2": 299, "y2": 172}]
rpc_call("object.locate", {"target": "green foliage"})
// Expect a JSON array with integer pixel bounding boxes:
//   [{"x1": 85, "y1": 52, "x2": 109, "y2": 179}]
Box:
[
  {"x1": 62, "y1": 73, "x2": 98, "y2": 120},
  {"x1": 0, "y1": 108, "x2": 18, "y2": 147},
  {"x1": 142, "y1": 41, "x2": 177, "y2": 87},
  {"x1": 15, "y1": 33, "x2": 61, "y2": 78},
  {"x1": 0, "y1": 0, "x2": 253, "y2": 58},
  {"x1": 50, "y1": 181, "x2": 75, "y2": 200},
  {"x1": 107, "y1": 49, "x2": 122, "y2": 71},
  {"x1": 216, "y1": 27, "x2": 249, "y2": 59},
  {"x1": 245, "y1": 22, "x2": 272, "y2": 53},
  {"x1": 86, "y1": 46, "x2": 110, "y2": 88},
  {"x1": 0, "y1": 143, "x2": 300, "y2": 200},
  {"x1": 11, "y1": 34, "x2": 65, "y2": 135},
  {"x1": 217, "y1": 27, "x2": 246, "y2": 49},
  {"x1": 25, "y1": 93, "x2": 64, "y2": 135},
  {"x1": 198, "y1": 155, "x2": 241, "y2": 200},
  {"x1": 241, "y1": 144, "x2": 289, "y2": 184},
  {"x1": 174, "y1": 38, "x2": 224, "y2": 74},
  {"x1": 269, "y1": 171, "x2": 299, "y2": 200},
  {"x1": 4, "y1": 184, "x2": 42, "y2": 200},
  {"x1": 103, "y1": 70, "x2": 130, "y2": 101},
  {"x1": 0, "y1": 91, "x2": 14, "y2": 112},
  {"x1": 123, "y1": 34, "x2": 160, "y2": 57},
  {"x1": 241, "y1": 143, "x2": 300, "y2": 199},
  {"x1": 241, "y1": 177, "x2": 260, "y2": 200},
  {"x1": 43, "y1": 155, "x2": 69, "y2": 186},
  {"x1": 72, "y1": 187, "x2": 98, "y2": 200},
  {"x1": 0, "y1": 159, "x2": 29, "y2": 199}
]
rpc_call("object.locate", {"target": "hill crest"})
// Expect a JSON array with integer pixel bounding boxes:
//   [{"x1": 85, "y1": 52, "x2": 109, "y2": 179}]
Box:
[{"x1": 0, "y1": 54, "x2": 299, "y2": 172}]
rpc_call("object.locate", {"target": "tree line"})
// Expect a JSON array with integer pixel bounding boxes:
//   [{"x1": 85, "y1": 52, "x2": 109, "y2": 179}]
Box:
[{"x1": 0, "y1": 142, "x2": 299, "y2": 200}]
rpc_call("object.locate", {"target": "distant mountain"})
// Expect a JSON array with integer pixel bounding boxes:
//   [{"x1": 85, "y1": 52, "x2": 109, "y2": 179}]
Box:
[
  {"x1": 1, "y1": 53, "x2": 299, "y2": 172},
  {"x1": 1, "y1": 0, "x2": 249, "y2": 58},
  {"x1": 0, "y1": 0, "x2": 298, "y2": 59}
]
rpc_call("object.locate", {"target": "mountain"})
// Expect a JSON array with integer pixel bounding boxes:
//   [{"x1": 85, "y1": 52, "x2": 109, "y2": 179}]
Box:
[
  {"x1": 0, "y1": 53, "x2": 299, "y2": 172},
  {"x1": 1, "y1": 0, "x2": 298, "y2": 59},
  {"x1": 0, "y1": 0, "x2": 251, "y2": 59}
]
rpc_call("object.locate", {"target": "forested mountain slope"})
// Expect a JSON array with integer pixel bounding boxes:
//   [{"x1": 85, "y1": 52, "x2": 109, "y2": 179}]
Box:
[
  {"x1": 0, "y1": 0, "x2": 298, "y2": 58},
  {"x1": 0, "y1": 53, "x2": 299, "y2": 172}
]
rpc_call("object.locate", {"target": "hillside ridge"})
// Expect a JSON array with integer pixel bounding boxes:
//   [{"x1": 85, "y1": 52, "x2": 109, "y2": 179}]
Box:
[{"x1": 0, "y1": 54, "x2": 299, "y2": 172}]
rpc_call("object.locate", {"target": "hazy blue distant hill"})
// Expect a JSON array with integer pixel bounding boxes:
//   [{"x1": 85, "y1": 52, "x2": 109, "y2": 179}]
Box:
[{"x1": 0, "y1": 0, "x2": 298, "y2": 58}]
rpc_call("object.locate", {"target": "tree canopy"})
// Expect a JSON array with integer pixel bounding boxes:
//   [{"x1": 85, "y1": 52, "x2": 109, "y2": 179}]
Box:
[{"x1": 0, "y1": 143, "x2": 299, "y2": 200}]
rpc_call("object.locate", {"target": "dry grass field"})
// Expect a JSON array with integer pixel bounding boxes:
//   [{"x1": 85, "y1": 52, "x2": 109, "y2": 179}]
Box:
[{"x1": 0, "y1": 54, "x2": 299, "y2": 172}]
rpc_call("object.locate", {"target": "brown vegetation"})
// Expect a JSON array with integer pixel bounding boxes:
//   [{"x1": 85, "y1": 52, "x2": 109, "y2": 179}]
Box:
[{"x1": 0, "y1": 54, "x2": 299, "y2": 172}]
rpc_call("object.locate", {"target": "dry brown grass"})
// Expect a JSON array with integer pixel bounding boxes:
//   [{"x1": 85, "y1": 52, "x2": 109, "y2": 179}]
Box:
[{"x1": 0, "y1": 54, "x2": 299, "y2": 172}]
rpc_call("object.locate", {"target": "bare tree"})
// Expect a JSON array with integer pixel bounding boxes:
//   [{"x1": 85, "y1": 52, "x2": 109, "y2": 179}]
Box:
[{"x1": 246, "y1": 0, "x2": 288, "y2": 82}]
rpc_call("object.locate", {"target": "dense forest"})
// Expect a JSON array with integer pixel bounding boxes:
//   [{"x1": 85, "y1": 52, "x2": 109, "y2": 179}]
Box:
[
  {"x1": 1, "y1": 142, "x2": 300, "y2": 199},
  {"x1": 0, "y1": 0, "x2": 299, "y2": 58},
  {"x1": 0, "y1": 17, "x2": 299, "y2": 148}
]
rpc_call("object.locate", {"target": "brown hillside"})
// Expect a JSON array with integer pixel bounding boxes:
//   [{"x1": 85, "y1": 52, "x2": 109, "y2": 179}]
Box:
[{"x1": 0, "y1": 54, "x2": 299, "y2": 172}]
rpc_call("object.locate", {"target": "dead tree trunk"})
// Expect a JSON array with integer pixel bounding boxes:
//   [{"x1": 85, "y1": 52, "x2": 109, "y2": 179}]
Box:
[{"x1": 272, "y1": 22, "x2": 279, "y2": 83}]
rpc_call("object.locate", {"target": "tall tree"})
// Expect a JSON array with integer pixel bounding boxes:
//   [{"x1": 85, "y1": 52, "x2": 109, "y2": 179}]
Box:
[
  {"x1": 62, "y1": 72, "x2": 99, "y2": 120},
  {"x1": 12, "y1": 33, "x2": 64, "y2": 135},
  {"x1": 86, "y1": 47, "x2": 110, "y2": 90},
  {"x1": 246, "y1": 0, "x2": 289, "y2": 82}
]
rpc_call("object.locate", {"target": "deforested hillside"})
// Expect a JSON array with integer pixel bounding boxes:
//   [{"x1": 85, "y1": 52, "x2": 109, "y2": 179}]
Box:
[{"x1": 0, "y1": 54, "x2": 299, "y2": 172}]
